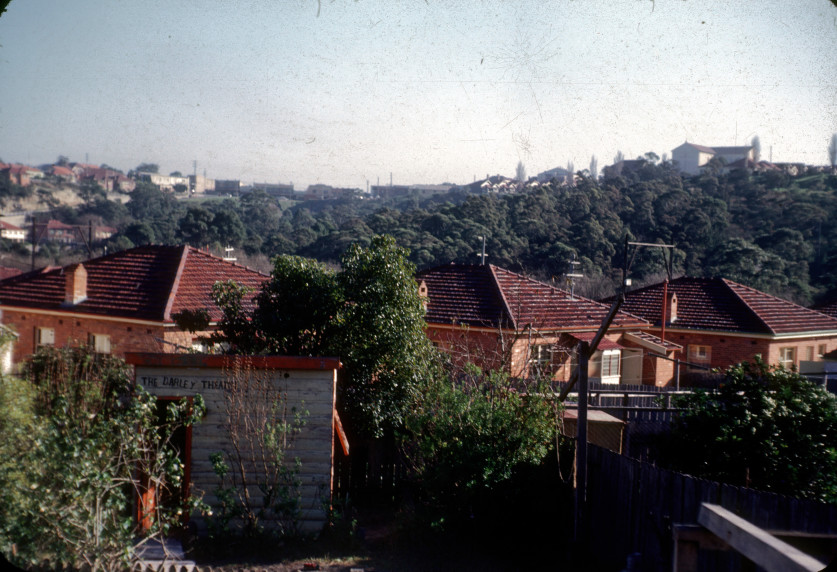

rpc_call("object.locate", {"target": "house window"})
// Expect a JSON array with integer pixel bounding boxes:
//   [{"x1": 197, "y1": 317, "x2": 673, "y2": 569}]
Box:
[
  {"x1": 37, "y1": 327, "x2": 55, "y2": 347},
  {"x1": 688, "y1": 344, "x2": 711, "y2": 370},
  {"x1": 805, "y1": 346, "x2": 814, "y2": 362},
  {"x1": 529, "y1": 344, "x2": 552, "y2": 377},
  {"x1": 89, "y1": 333, "x2": 111, "y2": 354},
  {"x1": 779, "y1": 347, "x2": 796, "y2": 370},
  {"x1": 600, "y1": 350, "x2": 621, "y2": 384},
  {"x1": 818, "y1": 344, "x2": 827, "y2": 359}
]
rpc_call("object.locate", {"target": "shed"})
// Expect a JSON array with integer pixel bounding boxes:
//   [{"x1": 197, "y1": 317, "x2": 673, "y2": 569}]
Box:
[{"x1": 125, "y1": 353, "x2": 341, "y2": 535}]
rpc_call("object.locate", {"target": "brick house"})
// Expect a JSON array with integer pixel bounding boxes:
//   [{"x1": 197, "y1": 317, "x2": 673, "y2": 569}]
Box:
[
  {"x1": 616, "y1": 277, "x2": 837, "y2": 384},
  {"x1": 416, "y1": 263, "x2": 681, "y2": 385},
  {"x1": 0, "y1": 244, "x2": 268, "y2": 368}
]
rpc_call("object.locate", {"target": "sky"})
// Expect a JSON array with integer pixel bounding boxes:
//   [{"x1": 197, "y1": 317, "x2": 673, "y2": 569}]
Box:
[{"x1": 1, "y1": 0, "x2": 836, "y2": 191}]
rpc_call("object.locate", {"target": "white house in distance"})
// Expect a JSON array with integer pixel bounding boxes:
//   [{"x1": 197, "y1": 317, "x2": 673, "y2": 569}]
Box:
[
  {"x1": 0, "y1": 220, "x2": 25, "y2": 242},
  {"x1": 671, "y1": 142, "x2": 754, "y2": 175}
]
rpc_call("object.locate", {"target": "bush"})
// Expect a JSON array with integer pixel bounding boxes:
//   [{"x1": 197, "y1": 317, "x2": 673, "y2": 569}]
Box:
[
  {"x1": 402, "y1": 369, "x2": 559, "y2": 530},
  {"x1": 0, "y1": 347, "x2": 205, "y2": 570},
  {"x1": 661, "y1": 358, "x2": 837, "y2": 502}
]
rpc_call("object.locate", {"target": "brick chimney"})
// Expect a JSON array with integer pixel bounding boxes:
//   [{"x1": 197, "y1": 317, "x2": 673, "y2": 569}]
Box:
[
  {"x1": 64, "y1": 263, "x2": 87, "y2": 305},
  {"x1": 665, "y1": 291, "x2": 677, "y2": 323}
]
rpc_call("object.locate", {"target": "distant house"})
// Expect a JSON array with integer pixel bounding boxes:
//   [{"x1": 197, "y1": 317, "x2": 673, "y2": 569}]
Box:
[
  {"x1": 615, "y1": 277, "x2": 837, "y2": 384},
  {"x1": 0, "y1": 220, "x2": 26, "y2": 242},
  {"x1": 671, "y1": 142, "x2": 754, "y2": 175},
  {"x1": 137, "y1": 172, "x2": 189, "y2": 193},
  {"x1": 535, "y1": 166, "x2": 573, "y2": 185},
  {"x1": 0, "y1": 164, "x2": 41, "y2": 187},
  {"x1": 416, "y1": 263, "x2": 681, "y2": 386},
  {"x1": 35, "y1": 219, "x2": 77, "y2": 244},
  {"x1": 47, "y1": 165, "x2": 78, "y2": 183},
  {"x1": 0, "y1": 244, "x2": 268, "y2": 368}
]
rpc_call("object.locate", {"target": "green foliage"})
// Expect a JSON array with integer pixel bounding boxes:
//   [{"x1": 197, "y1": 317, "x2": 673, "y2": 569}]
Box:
[
  {"x1": 662, "y1": 358, "x2": 837, "y2": 502},
  {"x1": 0, "y1": 347, "x2": 206, "y2": 569},
  {"x1": 402, "y1": 369, "x2": 558, "y2": 527},
  {"x1": 214, "y1": 235, "x2": 438, "y2": 438}
]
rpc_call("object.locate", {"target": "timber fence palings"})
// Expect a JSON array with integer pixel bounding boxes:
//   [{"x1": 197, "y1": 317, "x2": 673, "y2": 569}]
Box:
[{"x1": 585, "y1": 444, "x2": 837, "y2": 571}]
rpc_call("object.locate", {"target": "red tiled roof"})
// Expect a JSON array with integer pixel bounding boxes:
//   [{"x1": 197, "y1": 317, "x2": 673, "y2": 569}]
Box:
[
  {"x1": 0, "y1": 245, "x2": 268, "y2": 323},
  {"x1": 0, "y1": 220, "x2": 23, "y2": 231},
  {"x1": 416, "y1": 263, "x2": 647, "y2": 331},
  {"x1": 617, "y1": 277, "x2": 837, "y2": 335}
]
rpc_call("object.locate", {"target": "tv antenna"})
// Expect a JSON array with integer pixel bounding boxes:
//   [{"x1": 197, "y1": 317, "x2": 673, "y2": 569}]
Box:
[
  {"x1": 477, "y1": 235, "x2": 489, "y2": 265},
  {"x1": 565, "y1": 254, "x2": 583, "y2": 299}
]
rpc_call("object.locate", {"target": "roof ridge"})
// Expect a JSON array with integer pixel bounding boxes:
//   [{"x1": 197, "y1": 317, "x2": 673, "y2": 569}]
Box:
[
  {"x1": 722, "y1": 277, "x2": 837, "y2": 331},
  {"x1": 163, "y1": 245, "x2": 190, "y2": 321},
  {"x1": 720, "y1": 278, "x2": 779, "y2": 335},
  {"x1": 487, "y1": 265, "x2": 517, "y2": 329}
]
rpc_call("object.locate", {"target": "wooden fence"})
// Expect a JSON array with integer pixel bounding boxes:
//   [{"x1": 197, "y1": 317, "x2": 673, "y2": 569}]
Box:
[{"x1": 585, "y1": 444, "x2": 837, "y2": 571}]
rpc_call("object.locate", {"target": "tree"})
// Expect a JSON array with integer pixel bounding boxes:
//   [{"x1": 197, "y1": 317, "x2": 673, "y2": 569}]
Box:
[
  {"x1": 589, "y1": 155, "x2": 598, "y2": 180},
  {"x1": 56, "y1": 155, "x2": 69, "y2": 166},
  {"x1": 213, "y1": 235, "x2": 438, "y2": 437},
  {"x1": 515, "y1": 161, "x2": 526, "y2": 183},
  {"x1": 829, "y1": 133, "x2": 837, "y2": 169},
  {"x1": 751, "y1": 135, "x2": 761, "y2": 163},
  {"x1": 0, "y1": 347, "x2": 205, "y2": 569},
  {"x1": 662, "y1": 358, "x2": 837, "y2": 502},
  {"x1": 170, "y1": 171, "x2": 183, "y2": 177},
  {"x1": 135, "y1": 163, "x2": 159, "y2": 174},
  {"x1": 614, "y1": 150, "x2": 625, "y2": 164}
]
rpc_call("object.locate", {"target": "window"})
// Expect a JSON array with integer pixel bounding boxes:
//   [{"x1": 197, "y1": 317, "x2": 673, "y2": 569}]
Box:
[
  {"x1": 37, "y1": 327, "x2": 55, "y2": 347},
  {"x1": 529, "y1": 344, "x2": 552, "y2": 377},
  {"x1": 600, "y1": 350, "x2": 621, "y2": 383},
  {"x1": 779, "y1": 347, "x2": 796, "y2": 370},
  {"x1": 688, "y1": 344, "x2": 711, "y2": 371},
  {"x1": 89, "y1": 333, "x2": 111, "y2": 354},
  {"x1": 818, "y1": 344, "x2": 827, "y2": 359},
  {"x1": 805, "y1": 346, "x2": 814, "y2": 362}
]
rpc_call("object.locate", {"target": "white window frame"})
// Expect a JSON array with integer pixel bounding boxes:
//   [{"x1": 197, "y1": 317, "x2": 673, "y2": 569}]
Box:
[
  {"x1": 779, "y1": 347, "x2": 796, "y2": 370},
  {"x1": 600, "y1": 349, "x2": 621, "y2": 384},
  {"x1": 529, "y1": 344, "x2": 552, "y2": 377}
]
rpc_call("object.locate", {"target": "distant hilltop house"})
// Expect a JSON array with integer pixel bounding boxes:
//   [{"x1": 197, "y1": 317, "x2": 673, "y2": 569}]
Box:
[
  {"x1": 69, "y1": 163, "x2": 135, "y2": 192},
  {"x1": 0, "y1": 163, "x2": 43, "y2": 187},
  {"x1": 670, "y1": 142, "x2": 779, "y2": 176},
  {"x1": 136, "y1": 171, "x2": 190, "y2": 193},
  {"x1": 535, "y1": 166, "x2": 574, "y2": 185},
  {"x1": 0, "y1": 220, "x2": 26, "y2": 242},
  {"x1": 0, "y1": 244, "x2": 268, "y2": 369}
]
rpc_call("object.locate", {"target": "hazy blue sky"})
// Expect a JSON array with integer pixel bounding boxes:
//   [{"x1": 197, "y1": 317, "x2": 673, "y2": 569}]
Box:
[{"x1": 1, "y1": 0, "x2": 835, "y2": 190}]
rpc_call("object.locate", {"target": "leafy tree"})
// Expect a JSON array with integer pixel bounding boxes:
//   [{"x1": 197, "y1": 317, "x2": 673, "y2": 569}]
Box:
[
  {"x1": 213, "y1": 235, "x2": 438, "y2": 437},
  {"x1": 56, "y1": 155, "x2": 69, "y2": 166},
  {"x1": 135, "y1": 162, "x2": 159, "y2": 174},
  {"x1": 0, "y1": 347, "x2": 205, "y2": 569},
  {"x1": 403, "y1": 369, "x2": 557, "y2": 528},
  {"x1": 661, "y1": 359, "x2": 837, "y2": 502},
  {"x1": 170, "y1": 171, "x2": 183, "y2": 177}
]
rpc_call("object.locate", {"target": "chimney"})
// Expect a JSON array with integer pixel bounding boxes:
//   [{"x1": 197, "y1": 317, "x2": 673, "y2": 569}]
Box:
[
  {"x1": 418, "y1": 280, "x2": 428, "y2": 312},
  {"x1": 64, "y1": 263, "x2": 87, "y2": 305},
  {"x1": 665, "y1": 291, "x2": 677, "y2": 323}
]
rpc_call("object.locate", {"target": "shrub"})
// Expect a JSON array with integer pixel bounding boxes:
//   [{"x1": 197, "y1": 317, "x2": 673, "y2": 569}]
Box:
[
  {"x1": 662, "y1": 358, "x2": 837, "y2": 502},
  {"x1": 0, "y1": 347, "x2": 205, "y2": 570},
  {"x1": 402, "y1": 369, "x2": 559, "y2": 529}
]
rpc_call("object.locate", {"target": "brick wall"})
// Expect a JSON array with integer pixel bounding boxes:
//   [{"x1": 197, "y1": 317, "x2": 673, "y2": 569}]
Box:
[{"x1": 2, "y1": 309, "x2": 193, "y2": 366}]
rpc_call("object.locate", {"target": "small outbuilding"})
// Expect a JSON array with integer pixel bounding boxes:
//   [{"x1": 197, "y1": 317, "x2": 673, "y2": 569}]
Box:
[{"x1": 126, "y1": 353, "x2": 342, "y2": 536}]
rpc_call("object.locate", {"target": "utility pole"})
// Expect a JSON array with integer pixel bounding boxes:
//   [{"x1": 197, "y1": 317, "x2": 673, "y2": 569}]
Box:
[{"x1": 565, "y1": 255, "x2": 583, "y2": 300}]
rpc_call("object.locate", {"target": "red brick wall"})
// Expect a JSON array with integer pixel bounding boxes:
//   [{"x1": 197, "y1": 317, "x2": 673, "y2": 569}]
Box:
[{"x1": 2, "y1": 309, "x2": 192, "y2": 367}]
